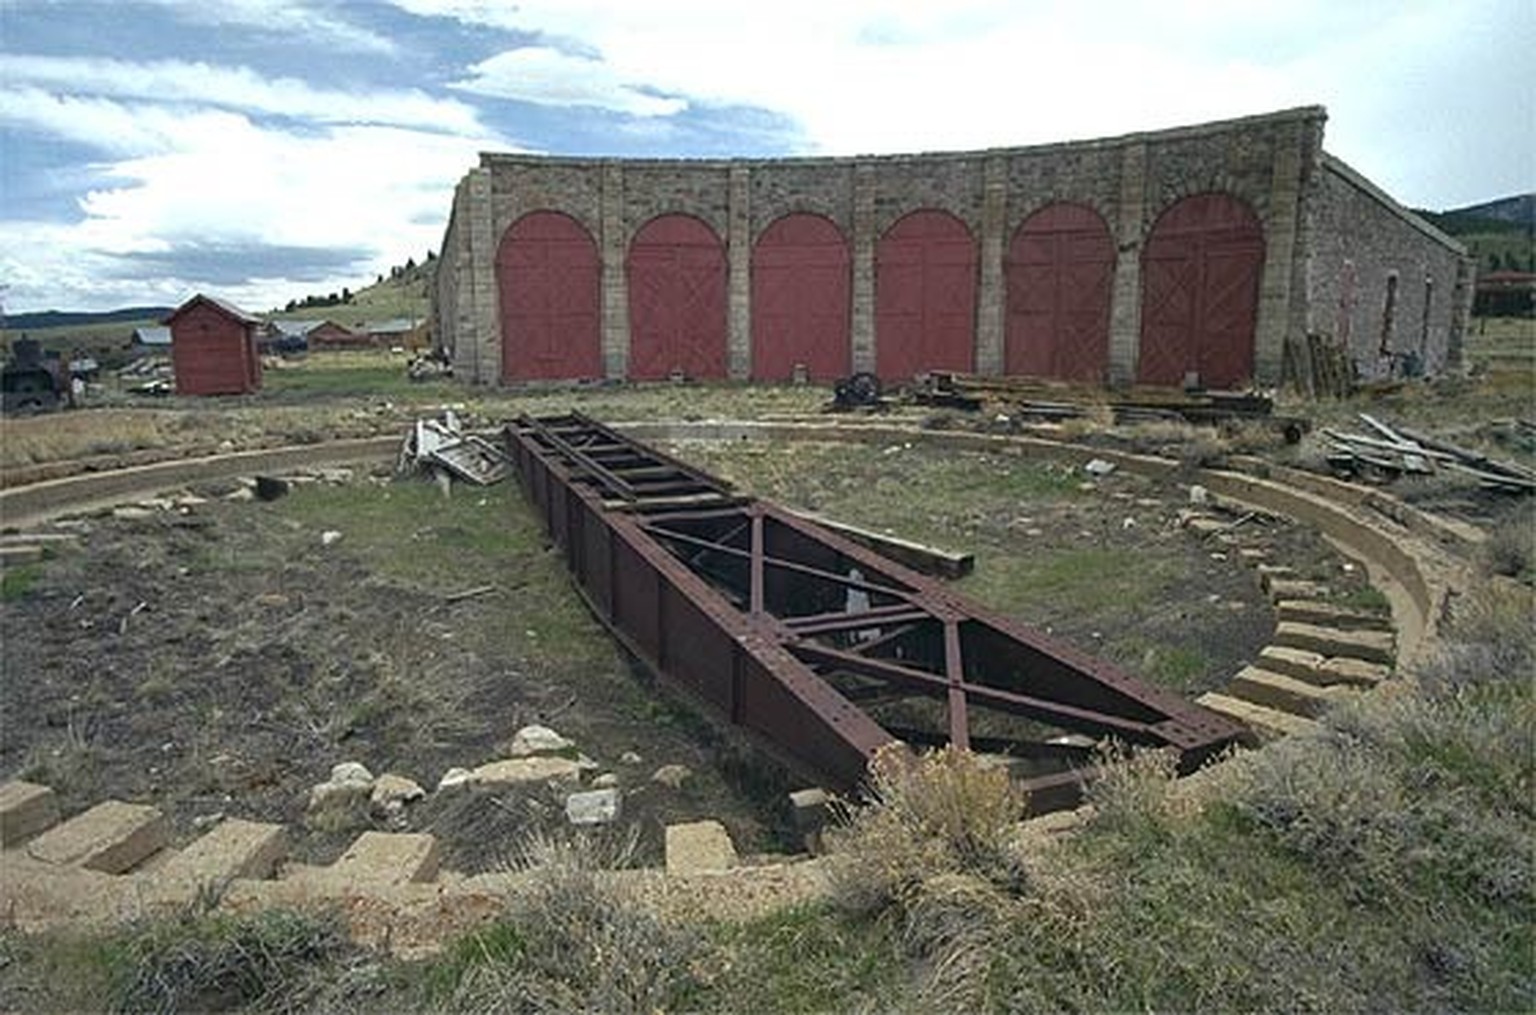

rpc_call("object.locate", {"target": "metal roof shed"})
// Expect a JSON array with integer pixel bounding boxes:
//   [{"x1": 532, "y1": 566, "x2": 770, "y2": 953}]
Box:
[{"x1": 165, "y1": 294, "x2": 263, "y2": 395}]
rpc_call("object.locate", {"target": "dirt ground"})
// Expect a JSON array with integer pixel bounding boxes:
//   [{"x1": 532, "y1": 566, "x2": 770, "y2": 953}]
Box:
[{"x1": 0, "y1": 431, "x2": 1383, "y2": 875}]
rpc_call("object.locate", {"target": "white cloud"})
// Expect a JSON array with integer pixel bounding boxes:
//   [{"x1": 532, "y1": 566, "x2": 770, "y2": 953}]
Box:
[
  {"x1": 137, "y1": 0, "x2": 398, "y2": 55},
  {"x1": 392, "y1": 0, "x2": 1533, "y2": 203},
  {"x1": 452, "y1": 48, "x2": 687, "y2": 117},
  {"x1": 0, "y1": 102, "x2": 514, "y2": 311},
  {"x1": 4, "y1": 55, "x2": 486, "y2": 136}
]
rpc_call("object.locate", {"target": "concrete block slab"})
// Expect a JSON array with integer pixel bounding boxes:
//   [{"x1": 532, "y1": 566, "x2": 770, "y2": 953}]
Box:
[
  {"x1": 1229, "y1": 667, "x2": 1352, "y2": 718},
  {"x1": 1197, "y1": 692, "x2": 1319, "y2": 743},
  {"x1": 1273, "y1": 621, "x2": 1394, "y2": 665},
  {"x1": 1257, "y1": 645, "x2": 1327, "y2": 683},
  {"x1": 1318, "y1": 657, "x2": 1392, "y2": 687},
  {"x1": 0, "y1": 781, "x2": 60, "y2": 847},
  {"x1": 1275, "y1": 599, "x2": 1392, "y2": 631},
  {"x1": 25, "y1": 800, "x2": 166, "y2": 873},
  {"x1": 158, "y1": 819, "x2": 287, "y2": 884},
  {"x1": 665, "y1": 820, "x2": 738, "y2": 875},
  {"x1": 327, "y1": 831, "x2": 441, "y2": 887},
  {"x1": 0, "y1": 545, "x2": 44, "y2": 567},
  {"x1": 1265, "y1": 579, "x2": 1330, "y2": 602}
]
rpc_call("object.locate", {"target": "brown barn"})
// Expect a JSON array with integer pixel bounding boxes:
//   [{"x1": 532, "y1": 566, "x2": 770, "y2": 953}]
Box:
[{"x1": 165, "y1": 294, "x2": 263, "y2": 395}]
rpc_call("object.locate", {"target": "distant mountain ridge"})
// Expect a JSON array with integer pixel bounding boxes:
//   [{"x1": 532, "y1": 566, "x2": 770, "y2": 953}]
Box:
[
  {"x1": 1442, "y1": 194, "x2": 1535, "y2": 229},
  {"x1": 3, "y1": 306, "x2": 175, "y2": 331}
]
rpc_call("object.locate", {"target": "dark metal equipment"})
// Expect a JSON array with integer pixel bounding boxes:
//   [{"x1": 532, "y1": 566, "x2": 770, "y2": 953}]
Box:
[{"x1": 506, "y1": 412, "x2": 1244, "y2": 805}]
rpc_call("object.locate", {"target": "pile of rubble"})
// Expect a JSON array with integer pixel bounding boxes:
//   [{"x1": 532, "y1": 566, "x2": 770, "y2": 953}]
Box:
[{"x1": 1323, "y1": 413, "x2": 1535, "y2": 493}]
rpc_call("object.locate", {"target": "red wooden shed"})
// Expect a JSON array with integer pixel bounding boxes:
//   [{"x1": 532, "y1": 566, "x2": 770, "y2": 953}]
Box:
[{"x1": 165, "y1": 294, "x2": 263, "y2": 395}]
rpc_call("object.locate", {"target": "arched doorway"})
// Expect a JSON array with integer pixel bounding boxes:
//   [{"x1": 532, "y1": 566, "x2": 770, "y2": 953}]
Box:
[
  {"x1": 496, "y1": 211, "x2": 602, "y2": 382},
  {"x1": 1004, "y1": 202, "x2": 1115, "y2": 381},
  {"x1": 875, "y1": 210, "x2": 976, "y2": 380},
  {"x1": 751, "y1": 213, "x2": 851, "y2": 381},
  {"x1": 626, "y1": 214, "x2": 728, "y2": 380},
  {"x1": 1138, "y1": 193, "x2": 1265, "y2": 388}
]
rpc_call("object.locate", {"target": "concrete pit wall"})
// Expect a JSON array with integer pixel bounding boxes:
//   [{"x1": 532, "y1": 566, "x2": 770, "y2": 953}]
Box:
[{"x1": 436, "y1": 107, "x2": 1466, "y2": 390}]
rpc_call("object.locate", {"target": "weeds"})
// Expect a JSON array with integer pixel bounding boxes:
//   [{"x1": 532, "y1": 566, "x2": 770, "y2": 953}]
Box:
[
  {"x1": 99, "y1": 907, "x2": 346, "y2": 1014},
  {"x1": 428, "y1": 829, "x2": 701, "y2": 1013}
]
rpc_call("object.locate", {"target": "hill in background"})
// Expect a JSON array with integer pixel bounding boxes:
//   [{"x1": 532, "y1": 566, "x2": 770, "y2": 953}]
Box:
[{"x1": 1414, "y1": 192, "x2": 1535, "y2": 273}]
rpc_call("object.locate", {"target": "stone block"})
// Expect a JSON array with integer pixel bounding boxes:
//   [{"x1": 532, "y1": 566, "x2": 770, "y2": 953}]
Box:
[
  {"x1": 665, "y1": 820, "x2": 738, "y2": 875},
  {"x1": 25, "y1": 800, "x2": 167, "y2": 873},
  {"x1": 1257, "y1": 645, "x2": 1327, "y2": 683},
  {"x1": 565, "y1": 788, "x2": 621, "y2": 826},
  {"x1": 0, "y1": 781, "x2": 60, "y2": 847},
  {"x1": 1273, "y1": 621, "x2": 1394, "y2": 665},
  {"x1": 1197, "y1": 692, "x2": 1319, "y2": 743},
  {"x1": 1317, "y1": 657, "x2": 1392, "y2": 686},
  {"x1": 471, "y1": 756, "x2": 583, "y2": 790},
  {"x1": 1265, "y1": 579, "x2": 1331, "y2": 602},
  {"x1": 327, "y1": 831, "x2": 441, "y2": 886},
  {"x1": 1274, "y1": 599, "x2": 1392, "y2": 631},
  {"x1": 1229, "y1": 666, "x2": 1352, "y2": 718},
  {"x1": 158, "y1": 818, "x2": 287, "y2": 883}
]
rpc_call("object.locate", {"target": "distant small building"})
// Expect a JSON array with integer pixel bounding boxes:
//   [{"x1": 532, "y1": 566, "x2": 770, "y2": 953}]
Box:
[
  {"x1": 359, "y1": 318, "x2": 430, "y2": 350},
  {"x1": 1474, "y1": 271, "x2": 1536, "y2": 317},
  {"x1": 165, "y1": 294, "x2": 262, "y2": 395},
  {"x1": 130, "y1": 326, "x2": 172, "y2": 356},
  {"x1": 262, "y1": 318, "x2": 357, "y2": 355}
]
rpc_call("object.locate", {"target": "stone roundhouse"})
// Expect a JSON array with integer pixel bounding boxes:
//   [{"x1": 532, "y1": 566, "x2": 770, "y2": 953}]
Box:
[{"x1": 433, "y1": 106, "x2": 1472, "y2": 391}]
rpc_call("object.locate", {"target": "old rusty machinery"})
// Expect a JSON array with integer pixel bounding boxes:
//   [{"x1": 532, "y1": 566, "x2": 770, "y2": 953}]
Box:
[{"x1": 505, "y1": 413, "x2": 1245, "y2": 807}]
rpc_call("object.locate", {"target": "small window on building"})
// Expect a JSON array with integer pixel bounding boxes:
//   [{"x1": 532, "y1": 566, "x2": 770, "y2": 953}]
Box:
[{"x1": 1379, "y1": 272, "x2": 1398, "y2": 355}]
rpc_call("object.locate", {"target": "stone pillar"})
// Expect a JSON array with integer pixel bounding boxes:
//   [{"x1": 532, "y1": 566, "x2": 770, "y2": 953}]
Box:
[
  {"x1": 1254, "y1": 120, "x2": 1305, "y2": 386},
  {"x1": 600, "y1": 162, "x2": 629, "y2": 379},
  {"x1": 850, "y1": 162, "x2": 877, "y2": 373},
  {"x1": 466, "y1": 167, "x2": 498, "y2": 386},
  {"x1": 975, "y1": 156, "x2": 1008, "y2": 375},
  {"x1": 727, "y1": 166, "x2": 752, "y2": 380},
  {"x1": 1107, "y1": 142, "x2": 1147, "y2": 387}
]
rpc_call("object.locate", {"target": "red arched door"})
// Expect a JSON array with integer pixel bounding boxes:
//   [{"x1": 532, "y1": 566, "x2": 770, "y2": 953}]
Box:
[
  {"x1": 751, "y1": 213, "x2": 851, "y2": 381},
  {"x1": 875, "y1": 210, "x2": 976, "y2": 381},
  {"x1": 627, "y1": 214, "x2": 727, "y2": 380},
  {"x1": 1138, "y1": 193, "x2": 1265, "y2": 388},
  {"x1": 1004, "y1": 202, "x2": 1115, "y2": 382},
  {"x1": 497, "y1": 211, "x2": 602, "y2": 382}
]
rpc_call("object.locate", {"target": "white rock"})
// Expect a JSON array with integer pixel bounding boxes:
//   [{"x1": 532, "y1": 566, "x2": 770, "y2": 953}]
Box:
[
  {"x1": 225, "y1": 488, "x2": 254, "y2": 502},
  {"x1": 1189, "y1": 484, "x2": 1210, "y2": 505},
  {"x1": 619, "y1": 751, "x2": 643, "y2": 766},
  {"x1": 592, "y1": 773, "x2": 620, "y2": 789},
  {"x1": 508, "y1": 724, "x2": 574, "y2": 757},
  {"x1": 308, "y1": 779, "x2": 368, "y2": 812},
  {"x1": 371, "y1": 773, "x2": 425, "y2": 812},
  {"x1": 651, "y1": 764, "x2": 692, "y2": 790},
  {"x1": 330, "y1": 761, "x2": 375, "y2": 786},
  {"x1": 472, "y1": 756, "x2": 583, "y2": 790},
  {"x1": 437, "y1": 767, "x2": 473, "y2": 792},
  {"x1": 320, "y1": 530, "x2": 343, "y2": 546},
  {"x1": 1084, "y1": 458, "x2": 1117, "y2": 477},
  {"x1": 565, "y1": 788, "x2": 621, "y2": 825}
]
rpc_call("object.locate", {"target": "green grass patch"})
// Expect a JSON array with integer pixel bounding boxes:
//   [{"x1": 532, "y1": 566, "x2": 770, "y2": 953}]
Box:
[{"x1": 1, "y1": 564, "x2": 43, "y2": 601}]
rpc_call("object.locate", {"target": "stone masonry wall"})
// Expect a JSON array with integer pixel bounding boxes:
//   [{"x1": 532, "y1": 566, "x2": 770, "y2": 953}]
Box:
[
  {"x1": 1304, "y1": 156, "x2": 1472, "y2": 381},
  {"x1": 433, "y1": 106, "x2": 1462, "y2": 391}
]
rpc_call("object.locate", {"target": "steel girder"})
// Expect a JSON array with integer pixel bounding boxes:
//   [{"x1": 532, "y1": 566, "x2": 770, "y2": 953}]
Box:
[{"x1": 505, "y1": 412, "x2": 1244, "y2": 803}]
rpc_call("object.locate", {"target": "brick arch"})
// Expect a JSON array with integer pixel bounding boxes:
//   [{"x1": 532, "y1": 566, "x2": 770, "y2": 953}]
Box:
[
  {"x1": 875, "y1": 209, "x2": 976, "y2": 380},
  {"x1": 1004, "y1": 202, "x2": 1115, "y2": 381},
  {"x1": 1138, "y1": 192, "x2": 1265, "y2": 388},
  {"x1": 496, "y1": 210, "x2": 602, "y2": 382},
  {"x1": 627, "y1": 213, "x2": 727, "y2": 380},
  {"x1": 751, "y1": 213, "x2": 851, "y2": 381}
]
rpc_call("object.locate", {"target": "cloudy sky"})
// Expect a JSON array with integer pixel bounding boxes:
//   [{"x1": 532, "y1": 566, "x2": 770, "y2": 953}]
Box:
[{"x1": 2, "y1": 0, "x2": 1531, "y2": 314}]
